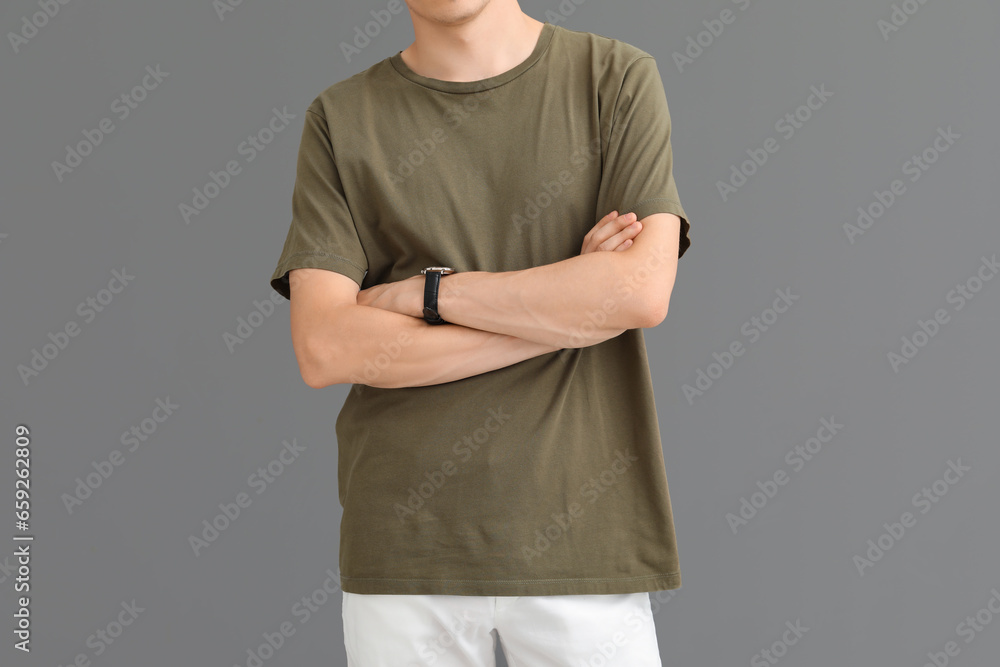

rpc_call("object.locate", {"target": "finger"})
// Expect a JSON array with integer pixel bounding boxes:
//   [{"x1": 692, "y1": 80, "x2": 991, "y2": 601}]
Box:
[
  {"x1": 582, "y1": 210, "x2": 617, "y2": 245},
  {"x1": 614, "y1": 239, "x2": 633, "y2": 251},
  {"x1": 594, "y1": 216, "x2": 641, "y2": 252},
  {"x1": 584, "y1": 212, "x2": 633, "y2": 252}
]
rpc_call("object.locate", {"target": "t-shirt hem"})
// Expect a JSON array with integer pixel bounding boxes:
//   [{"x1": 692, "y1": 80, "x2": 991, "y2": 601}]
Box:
[
  {"x1": 339, "y1": 571, "x2": 681, "y2": 596},
  {"x1": 625, "y1": 197, "x2": 691, "y2": 259},
  {"x1": 270, "y1": 252, "x2": 367, "y2": 299}
]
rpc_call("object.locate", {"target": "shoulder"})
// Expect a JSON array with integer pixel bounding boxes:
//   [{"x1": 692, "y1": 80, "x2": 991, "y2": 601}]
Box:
[
  {"x1": 548, "y1": 23, "x2": 663, "y2": 106},
  {"x1": 305, "y1": 58, "x2": 396, "y2": 121},
  {"x1": 551, "y1": 23, "x2": 656, "y2": 76}
]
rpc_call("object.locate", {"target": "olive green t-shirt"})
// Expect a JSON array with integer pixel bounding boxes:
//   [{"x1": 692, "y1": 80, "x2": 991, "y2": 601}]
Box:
[{"x1": 270, "y1": 22, "x2": 691, "y2": 596}]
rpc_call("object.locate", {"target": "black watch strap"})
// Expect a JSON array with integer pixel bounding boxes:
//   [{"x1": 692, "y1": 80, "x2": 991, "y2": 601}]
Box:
[{"x1": 422, "y1": 271, "x2": 446, "y2": 325}]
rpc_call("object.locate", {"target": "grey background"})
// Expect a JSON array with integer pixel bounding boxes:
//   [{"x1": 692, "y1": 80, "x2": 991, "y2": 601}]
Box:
[{"x1": 2, "y1": 0, "x2": 998, "y2": 665}]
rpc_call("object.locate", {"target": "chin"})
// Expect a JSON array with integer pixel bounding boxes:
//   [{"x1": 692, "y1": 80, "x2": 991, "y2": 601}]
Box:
[{"x1": 408, "y1": 0, "x2": 493, "y2": 26}]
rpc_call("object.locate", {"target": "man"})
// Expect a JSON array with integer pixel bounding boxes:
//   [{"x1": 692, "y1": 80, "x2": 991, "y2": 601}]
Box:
[{"x1": 269, "y1": 1, "x2": 692, "y2": 664}]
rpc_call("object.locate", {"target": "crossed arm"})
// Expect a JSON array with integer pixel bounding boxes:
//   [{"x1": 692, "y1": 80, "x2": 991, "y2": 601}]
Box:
[{"x1": 291, "y1": 210, "x2": 681, "y2": 389}]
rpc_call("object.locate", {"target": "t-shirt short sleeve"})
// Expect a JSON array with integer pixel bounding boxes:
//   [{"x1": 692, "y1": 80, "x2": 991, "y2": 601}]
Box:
[
  {"x1": 595, "y1": 55, "x2": 691, "y2": 258},
  {"x1": 269, "y1": 103, "x2": 369, "y2": 300}
]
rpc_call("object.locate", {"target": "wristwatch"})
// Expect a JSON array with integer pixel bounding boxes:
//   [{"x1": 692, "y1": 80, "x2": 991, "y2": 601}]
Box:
[{"x1": 420, "y1": 266, "x2": 455, "y2": 325}]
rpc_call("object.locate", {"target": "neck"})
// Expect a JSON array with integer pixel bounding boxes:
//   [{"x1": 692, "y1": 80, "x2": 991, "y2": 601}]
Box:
[{"x1": 400, "y1": 3, "x2": 544, "y2": 82}]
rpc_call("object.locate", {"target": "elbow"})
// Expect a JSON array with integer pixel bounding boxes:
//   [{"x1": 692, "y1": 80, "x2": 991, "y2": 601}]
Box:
[
  {"x1": 299, "y1": 357, "x2": 333, "y2": 389},
  {"x1": 298, "y1": 337, "x2": 399, "y2": 389},
  {"x1": 300, "y1": 364, "x2": 331, "y2": 389},
  {"x1": 296, "y1": 336, "x2": 343, "y2": 389},
  {"x1": 635, "y1": 291, "x2": 670, "y2": 329},
  {"x1": 614, "y1": 252, "x2": 674, "y2": 330},
  {"x1": 636, "y1": 305, "x2": 667, "y2": 329},
  {"x1": 647, "y1": 299, "x2": 670, "y2": 328}
]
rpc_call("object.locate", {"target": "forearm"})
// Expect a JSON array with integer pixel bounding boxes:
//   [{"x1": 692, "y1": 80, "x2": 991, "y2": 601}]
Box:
[
  {"x1": 306, "y1": 303, "x2": 565, "y2": 389},
  {"x1": 437, "y1": 251, "x2": 646, "y2": 348}
]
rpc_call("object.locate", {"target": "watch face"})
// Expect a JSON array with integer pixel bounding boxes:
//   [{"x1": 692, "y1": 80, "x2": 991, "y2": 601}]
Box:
[{"x1": 422, "y1": 266, "x2": 455, "y2": 274}]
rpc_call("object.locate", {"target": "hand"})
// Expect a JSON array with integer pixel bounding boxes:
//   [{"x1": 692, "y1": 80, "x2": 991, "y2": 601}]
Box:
[
  {"x1": 580, "y1": 210, "x2": 642, "y2": 255},
  {"x1": 356, "y1": 274, "x2": 424, "y2": 318}
]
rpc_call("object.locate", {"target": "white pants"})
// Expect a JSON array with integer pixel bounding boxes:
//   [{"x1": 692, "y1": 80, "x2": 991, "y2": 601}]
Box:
[{"x1": 342, "y1": 591, "x2": 662, "y2": 666}]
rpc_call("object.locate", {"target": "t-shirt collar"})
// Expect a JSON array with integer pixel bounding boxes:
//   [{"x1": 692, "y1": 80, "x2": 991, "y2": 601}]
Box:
[{"x1": 388, "y1": 22, "x2": 555, "y2": 94}]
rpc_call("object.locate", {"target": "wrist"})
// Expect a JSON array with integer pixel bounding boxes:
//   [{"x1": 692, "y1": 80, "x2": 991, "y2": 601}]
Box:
[
  {"x1": 420, "y1": 267, "x2": 457, "y2": 323},
  {"x1": 410, "y1": 275, "x2": 425, "y2": 318},
  {"x1": 435, "y1": 270, "x2": 470, "y2": 323}
]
